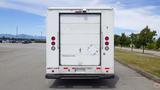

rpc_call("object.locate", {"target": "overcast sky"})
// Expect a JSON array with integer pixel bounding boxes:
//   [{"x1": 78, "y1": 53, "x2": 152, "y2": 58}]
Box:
[{"x1": 0, "y1": 0, "x2": 160, "y2": 37}]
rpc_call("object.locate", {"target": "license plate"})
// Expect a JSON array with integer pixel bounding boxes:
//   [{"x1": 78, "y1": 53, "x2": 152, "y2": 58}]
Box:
[{"x1": 76, "y1": 68, "x2": 85, "y2": 72}]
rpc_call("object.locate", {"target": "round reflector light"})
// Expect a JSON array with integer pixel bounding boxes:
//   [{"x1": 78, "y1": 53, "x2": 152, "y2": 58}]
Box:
[
  {"x1": 105, "y1": 46, "x2": 109, "y2": 51},
  {"x1": 51, "y1": 46, "x2": 56, "y2": 51}
]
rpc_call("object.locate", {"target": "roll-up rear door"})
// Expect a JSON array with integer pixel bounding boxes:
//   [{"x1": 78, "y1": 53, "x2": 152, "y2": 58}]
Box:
[{"x1": 60, "y1": 13, "x2": 101, "y2": 65}]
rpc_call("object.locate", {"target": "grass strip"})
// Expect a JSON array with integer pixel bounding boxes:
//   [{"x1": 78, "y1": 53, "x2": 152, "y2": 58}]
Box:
[{"x1": 115, "y1": 49, "x2": 160, "y2": 78}]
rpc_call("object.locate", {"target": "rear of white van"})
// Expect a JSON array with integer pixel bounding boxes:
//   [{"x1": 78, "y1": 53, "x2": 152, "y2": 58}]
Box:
[{"x1": 46, "y1": 7, "x2": 114, "y2": 79}]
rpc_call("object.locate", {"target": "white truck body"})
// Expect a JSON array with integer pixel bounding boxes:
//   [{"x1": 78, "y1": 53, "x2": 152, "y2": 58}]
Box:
[{"x1": 46, "y1": 7, "x2": 114, "y2": 79}]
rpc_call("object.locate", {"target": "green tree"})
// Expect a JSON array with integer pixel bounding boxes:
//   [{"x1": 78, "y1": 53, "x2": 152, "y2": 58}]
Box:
[
  {"x1": 114, "y1": 34, "x2": 120, "y2": 46},
  {"x1": 132, "y1": 34, "x2": 142, "y2": 48},
  {"x1": 119, "y1": 33, "x2": 127, "y2": 47},
  {"x1": 156, "y1": 37, "x2": 160, "y2": 49},
  {"x1": 130, "y1": 33, "x2": 134, "y2": 51},
  {"x1": 125, "y1": 36, "x2": 131, "y2": 47},
  {"x1": 146, "y1": 42, "x2": 156, "y2": 49},
  {"x1": 139, "y1": 26, "x2": 156, "y2": 53}
]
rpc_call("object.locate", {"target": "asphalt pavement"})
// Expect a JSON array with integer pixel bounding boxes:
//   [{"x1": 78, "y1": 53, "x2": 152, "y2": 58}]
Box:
[{"x1": 0, "y1": 43, "x2": 159, "y2": 90}]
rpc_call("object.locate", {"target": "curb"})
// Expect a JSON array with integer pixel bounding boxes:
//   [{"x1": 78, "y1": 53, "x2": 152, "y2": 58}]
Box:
[{"x1": 115, "y1": 58, "x2": 160, "y2": 83}]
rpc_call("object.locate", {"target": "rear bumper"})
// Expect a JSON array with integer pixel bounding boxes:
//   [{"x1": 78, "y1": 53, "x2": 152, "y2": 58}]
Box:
[{"x1": 45, "y1": 74, "x2": 114, "y2": 79}]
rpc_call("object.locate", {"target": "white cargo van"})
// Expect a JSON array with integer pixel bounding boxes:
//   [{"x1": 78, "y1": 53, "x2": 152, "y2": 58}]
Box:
[{"x1": 46, "y1": 7, "x2": 114, "y2": 79}]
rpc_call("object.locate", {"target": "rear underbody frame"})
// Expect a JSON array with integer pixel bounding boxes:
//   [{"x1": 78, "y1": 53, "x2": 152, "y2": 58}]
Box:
[{"x1": 45, "y1": 74, "x2": 114, "y2": 79}]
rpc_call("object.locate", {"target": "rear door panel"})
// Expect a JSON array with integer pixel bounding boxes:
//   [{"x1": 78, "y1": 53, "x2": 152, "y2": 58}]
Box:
[{"x1": 60, "y1": 13, "x2": 101, "y2": 66}]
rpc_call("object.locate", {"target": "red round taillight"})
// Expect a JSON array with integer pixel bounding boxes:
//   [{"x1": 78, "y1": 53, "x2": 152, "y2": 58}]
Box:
[
  {"x1": 105, "y1": 42, "x2": 109, "y2": 45},
  {"x1": 51, "y1": 36, "x2": 56, "y2": 51},
  {"x1": 105, "y1": 35, "x2": 109, "y2": 51},
  {"x1": 51, "y1": 42, "x2": 55, "y2": 45},
  {"x1": 51, "y1": 36, "x2": 55, "y2": 40},
  {"x1": 105, "y1": 36, "x2": 109, "y2": 40}
]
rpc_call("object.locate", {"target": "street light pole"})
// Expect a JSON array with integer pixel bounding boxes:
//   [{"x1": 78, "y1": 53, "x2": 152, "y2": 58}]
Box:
[
  {"x1": 41, "y1": 31, "x2": 42, "y2": 40},
  {"x1": 16, "y1": 25, "x2": 18, "y2": 38}
]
